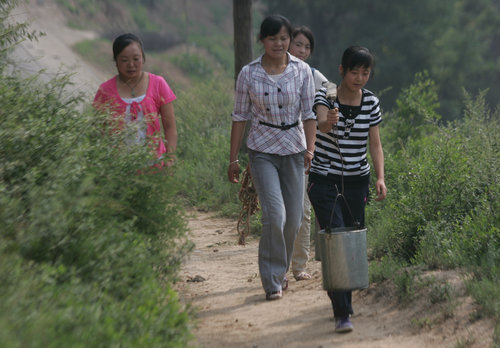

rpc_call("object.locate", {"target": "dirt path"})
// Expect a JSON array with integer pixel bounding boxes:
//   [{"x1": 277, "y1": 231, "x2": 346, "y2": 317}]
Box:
[{"x1": 177, "y1": 210, "x2": 495, "y2": 348}]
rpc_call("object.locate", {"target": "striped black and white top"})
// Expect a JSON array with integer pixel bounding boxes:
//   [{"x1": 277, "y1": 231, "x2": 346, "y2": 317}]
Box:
[{"x1": 310, "y1": 87, "x2": 382, "y2": 181}]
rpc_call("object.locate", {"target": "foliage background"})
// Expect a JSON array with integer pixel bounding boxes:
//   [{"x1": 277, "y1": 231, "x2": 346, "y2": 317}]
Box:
[{"x1": 265, "y1": 0, "x2": 500, "y2": 121}]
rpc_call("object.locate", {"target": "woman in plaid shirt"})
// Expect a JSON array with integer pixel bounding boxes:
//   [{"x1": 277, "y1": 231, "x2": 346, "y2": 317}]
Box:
[{"x1": 228, "y1": 15, "x2": 316, "y2": 301}]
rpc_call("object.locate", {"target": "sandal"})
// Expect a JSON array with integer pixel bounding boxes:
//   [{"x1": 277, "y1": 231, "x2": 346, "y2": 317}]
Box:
[
  {"x1": 282, "y1": 277, "x2": 289, "y2": 291},
  {"x1": 266, "y1": 290, "x2": 283, "y2": 301},
  {"x1": 293, "y1": 271, "x2": 312, "y2": 281}
]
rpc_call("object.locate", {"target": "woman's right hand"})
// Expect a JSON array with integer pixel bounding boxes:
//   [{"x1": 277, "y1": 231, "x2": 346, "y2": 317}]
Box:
[
  {"x1": 326, "y1": 107, "x2": 339, "y2": 127},
  {"x1": 317, "y1": 105, "x2": 339, "y2": 133},
  {"x1": 228, "y1": 161, "x2": 240, "y2": 183}
]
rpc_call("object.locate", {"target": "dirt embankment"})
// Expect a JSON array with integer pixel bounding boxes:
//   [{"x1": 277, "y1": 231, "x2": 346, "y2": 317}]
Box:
[{"x1": 10, "y1": 0, "x2": 107, "y2": 100}]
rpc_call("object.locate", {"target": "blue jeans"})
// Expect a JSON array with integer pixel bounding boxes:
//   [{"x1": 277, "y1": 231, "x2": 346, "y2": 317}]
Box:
[
  {"x1": 307, "y1": 175, "x2": 369, "y2": 318},
  {"x1": 248, "y1": 149, "x2": 305, "y2": 294}
]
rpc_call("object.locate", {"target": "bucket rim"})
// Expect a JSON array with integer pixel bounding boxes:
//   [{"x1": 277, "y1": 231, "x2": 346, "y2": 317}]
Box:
[{"x1": 318, "y1": 227, "x2": 366, "y2": 234}]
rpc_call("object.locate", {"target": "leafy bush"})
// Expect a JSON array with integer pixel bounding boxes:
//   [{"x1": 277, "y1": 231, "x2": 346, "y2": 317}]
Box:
[
  {"x1": 367, "y1": 74, "x2": 499, "y2": 327},
  {"x1": 467, "y1": 277, "x2": 500, "y2": 322},
  {"x1": 0, "y1": 69, "x2": 193, "y2": 345},
  {"x1": 0, "y1": 247, "x2": 192, "y2": 347},
  {"x1": 168, "y1": 51, "x2": 214, "y2": 82},
  {"x1": 0, "y1": 0, "x2": 40, "y2": 65},
  {"x1": 369, "y1": 74, "x2": 499, "y2": 269},
  {"x1": 191, "y1": 33, "x2": 234, "y2": 75},
  {"x1": 382, "y1": 71, "x2": 441, "y2": 153},
  {"x1": 369, "y1": 255, "x2": 405, "y2": 284},
  {"x1": 173, "y1": 78, "x2": 243, "y2": 214},
  {"x1": 393, "y1": 268, "x2": 419, "y2": 303}
]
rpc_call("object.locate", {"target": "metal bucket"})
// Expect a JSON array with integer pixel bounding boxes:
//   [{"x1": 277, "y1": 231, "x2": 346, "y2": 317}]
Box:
[
  {"x1": 318, "y1": 227, "x2": 369, "y2": 291},
  {"x1": 314, "y1": 219, "x2": 321, "y2": 261}
]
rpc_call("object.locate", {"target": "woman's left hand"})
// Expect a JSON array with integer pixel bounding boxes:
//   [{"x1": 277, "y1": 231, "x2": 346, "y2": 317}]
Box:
[{"x1": 375, "y1": 178, "x2": 387, "y2": 201}]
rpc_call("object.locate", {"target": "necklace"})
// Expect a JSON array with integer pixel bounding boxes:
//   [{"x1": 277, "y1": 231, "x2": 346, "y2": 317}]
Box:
[
  {"x1": 262, "y1": 55, "x2": 287, "y2": 75},
  {"x1": 120, "y1": 72, "x2": 144, "y2": 97},
  {"x1": 337, "y1": 87, "x2": 362, "y2": 139}
]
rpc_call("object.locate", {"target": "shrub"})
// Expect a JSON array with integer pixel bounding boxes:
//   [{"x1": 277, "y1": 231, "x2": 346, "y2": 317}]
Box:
[
  {"x1": 173, "y1": 78, "x2": 243, "y2": 214},
  {"x1": 0, "y1": 247, "x2": 193, "y2": 347},
  {"x1": 369, "y1": 78, "x2": 499, "y2": 270},
  {"x1": 369, "y1": 255, "x2": 405, "y2": 284},
  {"x1": 381, "y1": 71, "x2": 441, "y2": 154},
  {"x1": 367, "y1": 75, "x2": 499, "y2": 322},
  {"x1": 0, "y1": 70, "x2": 193, "y2": 345},
  {"x1": 0, "y1": 0, "x2": 40, "y2": 63},
  {"x1": 168, "y1": 52, "x2": 214, "y2": 82}
]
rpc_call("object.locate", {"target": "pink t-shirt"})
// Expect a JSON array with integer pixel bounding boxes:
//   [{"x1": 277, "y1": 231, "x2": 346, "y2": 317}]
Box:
[{"x1": 93, "y1": 73, "x2": 176, "y2": 159}]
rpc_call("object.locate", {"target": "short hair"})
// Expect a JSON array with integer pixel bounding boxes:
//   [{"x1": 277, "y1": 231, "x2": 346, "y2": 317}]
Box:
[
  {"x1": 258, "y1": 15, "x2": 292, "y2": 41},
  {"x1": 291, "y1": 26, "x2": 315, "y2": 54},
  {"x1": 112, "y1": 33, "x2": 146, "y2": 63},
  {"x1": 341, "y1": 46, "x2": 375, "y2": 73}
]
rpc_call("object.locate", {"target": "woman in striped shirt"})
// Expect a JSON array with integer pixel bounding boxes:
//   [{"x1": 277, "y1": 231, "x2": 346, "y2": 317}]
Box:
[
  {"x1": 228, "y1": 15, "x2": 316, "y2": 301},
  {"x1": 308, "y1": 46, "x2": 387, "y2": 333}
]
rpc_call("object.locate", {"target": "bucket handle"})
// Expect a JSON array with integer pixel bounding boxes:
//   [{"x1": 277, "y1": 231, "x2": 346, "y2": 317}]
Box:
[
  {"x1": 323, "y1": 89, "x2": 361, "y2": 233},
  {"x1": 325, "y1": 184, "x2": 361, "y2": 233}
]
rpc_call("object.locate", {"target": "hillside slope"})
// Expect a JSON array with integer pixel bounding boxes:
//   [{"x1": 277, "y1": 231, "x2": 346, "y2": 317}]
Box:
[{"x1": 10, "y1": 0, "x2": 108, "y2": 100}]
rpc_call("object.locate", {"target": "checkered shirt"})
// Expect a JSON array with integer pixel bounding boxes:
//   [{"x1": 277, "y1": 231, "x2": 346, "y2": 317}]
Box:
[{"x1": 232, "y1": 53, "x2": 316, "y2": 155}]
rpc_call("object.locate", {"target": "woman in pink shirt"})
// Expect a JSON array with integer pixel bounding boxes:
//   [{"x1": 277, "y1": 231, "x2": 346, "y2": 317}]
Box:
[{"x1": 94, "y1": 33, "x2": 177, "y2": 168}]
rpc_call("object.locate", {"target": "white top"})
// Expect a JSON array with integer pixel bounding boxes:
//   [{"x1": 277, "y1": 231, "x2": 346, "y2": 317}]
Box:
[
  {"x1": 312, "y1": 68, "x2": 328, "y2": 91},
  {"x1": 122, "y1": 94, "x2": 146, "y2": 145},
  {"x1": 269, "y1": 73, "x2": 284, "y2": 82}
]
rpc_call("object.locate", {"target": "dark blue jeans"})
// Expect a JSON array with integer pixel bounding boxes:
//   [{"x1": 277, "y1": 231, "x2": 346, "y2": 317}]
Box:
[{"x1": 307, "y1": 175, "x2": 369, "y2": 319}]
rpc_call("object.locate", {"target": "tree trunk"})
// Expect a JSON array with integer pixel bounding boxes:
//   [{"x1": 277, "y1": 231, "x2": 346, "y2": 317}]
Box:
[
  {"x1": 232, "y1": 0, "x2": 254, "y2": 154},
  {"x1": 233, "y1": 0, "x2": 253, "y2": 82}
]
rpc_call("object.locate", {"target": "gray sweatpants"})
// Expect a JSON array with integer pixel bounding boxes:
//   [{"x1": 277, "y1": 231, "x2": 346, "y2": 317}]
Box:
[{"x1": 248, "y1": 149, "x2": 305, "y2": 293}]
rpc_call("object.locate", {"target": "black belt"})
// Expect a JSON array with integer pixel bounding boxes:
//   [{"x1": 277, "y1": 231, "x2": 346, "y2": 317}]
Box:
[{"x1": 259, "y1": 120, "x2": 298, "y2": 130}]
